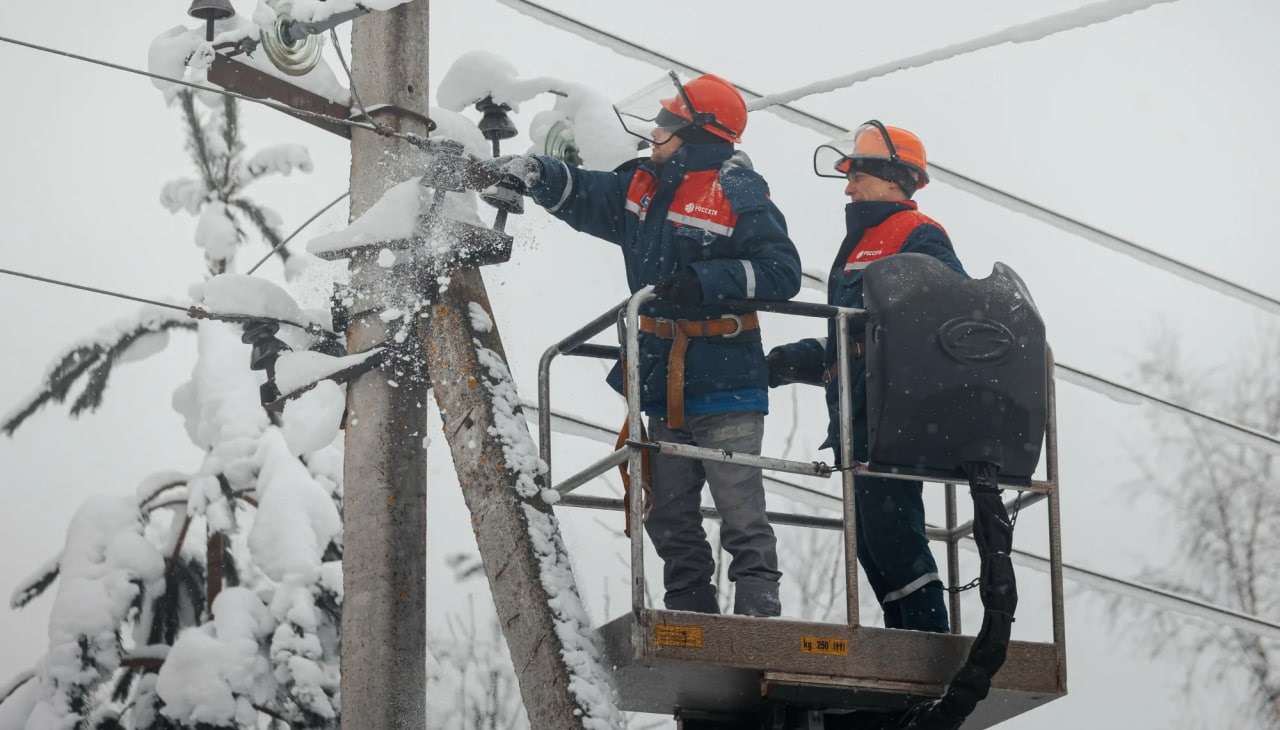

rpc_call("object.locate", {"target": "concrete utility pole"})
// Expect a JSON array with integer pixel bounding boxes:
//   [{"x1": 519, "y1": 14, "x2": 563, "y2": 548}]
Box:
[
  {"x1": 331, "y1": 2, "x2": 612, "y2": 727},
  {"x1": 341, "y1": 3, "x2": 431, "y2": 729}
]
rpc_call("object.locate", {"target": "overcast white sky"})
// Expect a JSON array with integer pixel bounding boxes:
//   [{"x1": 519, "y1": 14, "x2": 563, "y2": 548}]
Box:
[{"x1": 3, "y1": 0, "x2": 1279, "y2": 727}]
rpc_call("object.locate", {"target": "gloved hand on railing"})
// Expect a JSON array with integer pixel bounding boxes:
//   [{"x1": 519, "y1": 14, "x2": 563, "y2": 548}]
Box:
[{"x1": 766, "y1": 348, "x2": 791, "y2": 388}]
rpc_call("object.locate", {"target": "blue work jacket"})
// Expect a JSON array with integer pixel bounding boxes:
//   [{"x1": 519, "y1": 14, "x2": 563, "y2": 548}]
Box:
[
  {"x1": 775, "y1": 200, "x2": 966, "y2": 452},
  {"x1": 529, "y1": 143, "x2": 802, "y2": 416}
]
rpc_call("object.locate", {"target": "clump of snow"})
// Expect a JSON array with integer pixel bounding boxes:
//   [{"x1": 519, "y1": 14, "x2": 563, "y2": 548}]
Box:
[
  {"x1": 527, "y1": 84, "x2": 638, "y2": 171},
  {"x1": 156, "y1": 588, "x2": 274, "y2": 727},
  {"x1": 284, "y1": 0, "x2": 415, "y2": 23},
  {"x1": 274, "y1": 348, "x2": 383, "y2": 395},
  {"x1": 308, "y1": 178, "x2": 423, "y2": 255},
  {"x1": 198, "y1": 273, "x2": 309, "y2": 326},
  {"x1": 437, "y1": 51, "x2": 522, "y2": 110},
  {"x1": 426, "y1": 106, "x2": 491, "y2": 159},
  {"x1": 160, "y1": 177, "x2": 207, "y2": 215},
  {"x1": 195, "y1": 202, "x2": 240, "y2": 261},
  {"x1": 437, "y1": 51, "x2": 636, "y2": 170},
  {"x1": 282, "y1": 380, "x2": 345, "y2": 455},
  {"x1": 148, "y1": 26, "x2": 207, "y2": 104},
  {"x1": 20, "y1": 497, "x2": 166, "y2": 730},
  {"x1": 468, "y1": 302, "x2": 494, "y2": 333},
  {"x1": 187, "y1": 323, "x2": 268, "y2": 460},
  {"x1": 116, "y1": 330, "x2": 172, "y2": 365},
  {"x1": 250, "y1": 429, "x2": 342, "y2": 584},
  {"x1": 246, "y1": 144, "x2": 314, "y2": 177},
  {"x1": 307, "y1": 123, "x2": 489, "y2": 259},
  {"x1": 136, "y1": 470, "x2": 191, "y2": 507}
]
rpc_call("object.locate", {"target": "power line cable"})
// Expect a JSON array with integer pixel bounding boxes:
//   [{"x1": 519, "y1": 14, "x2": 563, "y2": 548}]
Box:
[
  {"x1": 1012, "y1": 547, "x2": 1280, "y2": 641},
  {"x1": 245, "y1": 191, "x2": 349, "y2": 274},
  {"x1": 327, "y1": 28, "x2": 385, "y2": 135},
  {"x1": 745, "y1": 0, "x2": 1182, "y2": 112},
  {"x1": 0, "y1": 267, "x2": 192, "y2": 314},
  {"x1": 1056, "y1": 364, "x2": 1280, "y2": 455},
  {"x1": 494, "y1": 0, "x2": 1280, "y2": 318},
  {"x1": 0, "y1": 267, "x2": 331, "y2": 336}
]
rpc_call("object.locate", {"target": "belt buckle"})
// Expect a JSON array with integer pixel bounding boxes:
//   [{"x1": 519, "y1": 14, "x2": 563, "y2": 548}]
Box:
[
  {"x1": 720, "y1": 314, "x2": 743, "y2": 338},
  {"x1": 654, "y1": 317, "x2": 676, "y2": 338}
]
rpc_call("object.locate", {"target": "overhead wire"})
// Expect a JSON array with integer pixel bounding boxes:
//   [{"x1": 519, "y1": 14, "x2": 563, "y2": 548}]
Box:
[
  {"x1": 494, "y1": 0, "x2": 1280, "y2": 318},
  {"x1": 745, "y1": 0, "x2": 1183, "y2": 112},
  {"x1": 0, "y1": 267, "x2": 333, "y2": 337},
  {"x1": 245, "y1": 192, "x2": 350, "y2": 274},
  {"x1": 0, "y1": 267, "x2": 194, "y2": 315},
  {"x1": 1055, "y1": 364, "x2": 1280, "y2": 455}
]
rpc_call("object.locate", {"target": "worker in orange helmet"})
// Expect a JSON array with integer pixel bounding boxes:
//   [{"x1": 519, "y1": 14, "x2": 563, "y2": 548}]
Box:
[
  {"x1": 476, "y1": 73, "x2": 802, "y2": 617},
  {"x1": 768, "y1": 121, "x2": 966, "y2": 632}
]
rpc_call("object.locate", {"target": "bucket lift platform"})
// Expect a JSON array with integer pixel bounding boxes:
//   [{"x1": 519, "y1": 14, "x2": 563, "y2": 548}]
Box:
[
  {"x1": 538, "y1": 257, "x2": 1065, "y2": 729},
  {"x1": 598, "y1": 610, "x2": 1063, "y2": 728}
]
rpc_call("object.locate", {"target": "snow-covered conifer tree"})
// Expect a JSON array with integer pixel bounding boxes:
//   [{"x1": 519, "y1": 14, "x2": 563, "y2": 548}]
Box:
[{"x1": 0, "y1": 77, "x2": 346, "y2": 730}]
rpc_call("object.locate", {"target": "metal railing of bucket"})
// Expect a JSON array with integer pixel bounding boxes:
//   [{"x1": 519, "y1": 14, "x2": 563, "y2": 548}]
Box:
[{"x1": 537, "y1": 288, "x2": 1062, "y2": 652}]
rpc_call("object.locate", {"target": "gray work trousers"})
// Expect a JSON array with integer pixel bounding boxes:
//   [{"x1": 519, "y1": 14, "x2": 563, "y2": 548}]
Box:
[{"x1": 644, "y1": 410, "x2": 782, "y2": 616}]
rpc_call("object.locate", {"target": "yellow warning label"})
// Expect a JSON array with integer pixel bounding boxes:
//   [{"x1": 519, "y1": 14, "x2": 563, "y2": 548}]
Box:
[
  {"x1": 654, "y1": 624, "x2": 704, "y2": 649},
  {"x1": 800, "y1": 635, "x2": 849, "y2": 656}
]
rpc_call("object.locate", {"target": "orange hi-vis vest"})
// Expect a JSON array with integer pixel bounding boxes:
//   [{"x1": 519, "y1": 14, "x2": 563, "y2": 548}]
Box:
[
  {"x1": 843, "y1": 208, "x2": 947, "y2": 273},
  {"x1": 624, "y1": 168, "x2": 739, "y2": 239}
]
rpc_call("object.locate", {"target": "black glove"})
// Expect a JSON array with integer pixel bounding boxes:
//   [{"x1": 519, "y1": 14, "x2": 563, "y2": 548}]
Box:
[
  {"x1": 766, "y1": 349, "x2": 790, "y2": 388},
  {"x1": 651, "y1": 268, "x2": 703, "y2": 307},
  {"x1": 471, "y1": 154, "x2": 543, "y2": 194}
]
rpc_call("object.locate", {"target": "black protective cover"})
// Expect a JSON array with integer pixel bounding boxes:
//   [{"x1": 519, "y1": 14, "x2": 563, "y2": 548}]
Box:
[{"x1": 862, "y1": 254, "x2": 1047, "y2": 485}]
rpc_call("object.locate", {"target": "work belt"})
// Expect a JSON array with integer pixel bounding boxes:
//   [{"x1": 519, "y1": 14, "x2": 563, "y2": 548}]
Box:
[
  {"x1": 637, "y1": 312, "x2": 760, "y2": 430},
  {"x1": 819, "y1": 341, "x2": 866, "y2": 385}
]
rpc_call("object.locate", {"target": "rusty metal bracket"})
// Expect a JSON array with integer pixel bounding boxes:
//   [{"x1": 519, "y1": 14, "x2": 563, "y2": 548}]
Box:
[
  {"x1": 207, "y1": 53, "x2": 353, "y2": 137},
  {"x1": 205, "y1": 54, "x2": 438, "y2": 142},
  {"x1": 350, "y1": 103, "x2": 437, "y2": 134}
]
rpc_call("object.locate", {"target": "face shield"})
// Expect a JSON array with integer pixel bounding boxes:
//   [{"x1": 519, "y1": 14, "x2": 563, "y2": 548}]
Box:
[
  {"x1": 812, "y1": 120, "x2": 900, "y2": 178},
  {"x1": 613, "y1": 71, "x2": 697, "y2": 148}
]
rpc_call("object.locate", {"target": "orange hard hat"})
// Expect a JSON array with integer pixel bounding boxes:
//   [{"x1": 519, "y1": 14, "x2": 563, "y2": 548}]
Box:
[
  {"x1": 660, "y1": 73, "x2": 748, "y2": 143},
  {"x1": 814, "y1": 120, "x2": 930, "y2": 191}
]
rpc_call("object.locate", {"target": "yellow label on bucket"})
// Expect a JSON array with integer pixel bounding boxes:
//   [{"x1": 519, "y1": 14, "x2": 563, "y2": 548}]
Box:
[
  {"x1": 654, "y1": 624, "x2": 704, "y2": 649},
  {"x1": 800, "y1": 636, "x2": 848, "y2": 656}
]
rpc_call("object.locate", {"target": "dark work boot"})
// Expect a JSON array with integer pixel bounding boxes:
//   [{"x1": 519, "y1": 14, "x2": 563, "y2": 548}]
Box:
[
  {"x1": 733, "y1": 577, "x2": 781, "y2": 617},
  {"x1": 666, "y1": 584, "x2": 720, "y2": 614}
]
